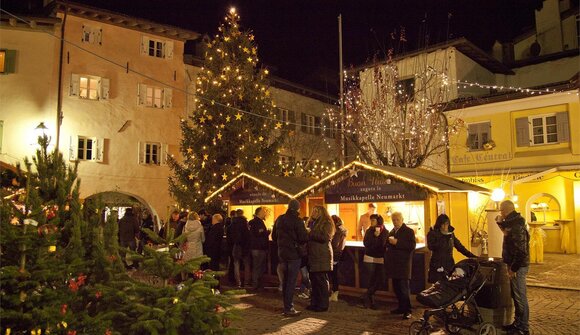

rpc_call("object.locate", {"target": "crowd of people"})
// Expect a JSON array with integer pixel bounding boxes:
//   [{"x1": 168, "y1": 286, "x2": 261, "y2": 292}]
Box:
[{"x1": 115, "y1": 199, "x2": 529, "y2": 334}]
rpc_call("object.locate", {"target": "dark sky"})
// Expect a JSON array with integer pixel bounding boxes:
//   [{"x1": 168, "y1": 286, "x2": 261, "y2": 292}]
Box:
[{"x1": 8, "y1": 0, "x2": 549, "y2": 93}]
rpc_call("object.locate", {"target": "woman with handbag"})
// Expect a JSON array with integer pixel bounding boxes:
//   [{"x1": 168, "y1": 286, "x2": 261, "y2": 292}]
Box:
[{"x1": 306, "y1": 206, "x2": 335, "y2": 312}]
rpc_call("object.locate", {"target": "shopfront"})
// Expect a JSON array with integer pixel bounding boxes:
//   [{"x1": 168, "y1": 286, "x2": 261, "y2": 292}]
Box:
[{"x1": 294, "y1": 161, "x2": 489, "y2": 296}]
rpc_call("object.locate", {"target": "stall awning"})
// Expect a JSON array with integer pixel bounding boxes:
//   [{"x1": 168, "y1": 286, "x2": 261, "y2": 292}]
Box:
[
  {"x1": 205, "y1": 172, "x2": 316, "y2": 204},
  {"x1": 294, "y1": 161, "x2": 489, "y2": 198}
]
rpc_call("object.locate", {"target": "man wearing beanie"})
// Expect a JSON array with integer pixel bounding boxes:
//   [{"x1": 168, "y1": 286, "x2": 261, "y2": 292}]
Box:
[{"x1": 272, "y1": 199, "x2": 308, "y2": 317}]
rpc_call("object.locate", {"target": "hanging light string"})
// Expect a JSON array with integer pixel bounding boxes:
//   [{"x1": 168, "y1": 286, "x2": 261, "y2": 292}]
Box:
[{"x1": 2, "y1": 8, "x2": 577, "y2": 136}]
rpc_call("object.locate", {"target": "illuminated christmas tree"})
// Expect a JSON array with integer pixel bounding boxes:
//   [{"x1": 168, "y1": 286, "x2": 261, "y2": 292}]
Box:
[{"x1": 169, "y1": 8, "x2": 283, "y2": 208}]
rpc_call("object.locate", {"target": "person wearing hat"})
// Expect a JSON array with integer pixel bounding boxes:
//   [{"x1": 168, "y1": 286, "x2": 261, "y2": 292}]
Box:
[{"x1": 272, "y1": 199, "x2": 308, "y2": 317}]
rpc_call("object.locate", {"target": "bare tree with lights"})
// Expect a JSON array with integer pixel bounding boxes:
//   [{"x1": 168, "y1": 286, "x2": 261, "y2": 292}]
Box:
[
  {"x1": 335, "y1": 47, "x2": 462, "y2": 169},
  {"x1": 169, "y1": 8, "x2": 283, "y2": 208}
]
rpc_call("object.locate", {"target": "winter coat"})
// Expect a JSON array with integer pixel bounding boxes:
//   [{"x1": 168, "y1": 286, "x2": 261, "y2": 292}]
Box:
[
  {"x1": 205, "y1": 222, "x2": 225, "y2": 259},
  {"x1": 331, "y1": 222, "x2": 348, "y2": 261},
  {"x1": 248, "y1": 217, "x2": 270, "y2": 250},
  {"x1": 363, "y1": 225, "x2": 388, "y2": 261},
  {"x1": 498, "y1": 211, "x2": 530, "y2": 272},
  {"x1": 385, "y1": 223, "x2": 416, "y2": 279},
  {"x1": 159, "y1": 218, "x2": 180, "y2": 240},
  {"x1": 182, "y1": 219, "x2": 205, "y2": 261},
  {"x1": 229, "y1": 216, "x2": 250, "y2": 255},
  {"x1": 119, "y1": 213, "x2": 140, "y2": 244},
  {"x1": 272, "y1": 209, "x2": 308, "y2": 261},
  {"x1": 427, "y1": 226, "x2": 476, "y2": 283},
  {"x1": 307, "y1": 216, "x2": 334, "y2": 273}
]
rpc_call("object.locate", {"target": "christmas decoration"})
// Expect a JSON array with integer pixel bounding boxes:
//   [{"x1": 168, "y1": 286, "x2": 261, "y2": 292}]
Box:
[{"x1": 168, "y1": 8, "x2": 283, "y2": 209}]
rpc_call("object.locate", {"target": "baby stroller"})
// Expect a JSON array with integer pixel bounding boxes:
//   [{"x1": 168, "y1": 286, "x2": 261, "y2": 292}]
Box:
[{"x1": 409, "y1": 258, "x2": 497, "y2": 335}]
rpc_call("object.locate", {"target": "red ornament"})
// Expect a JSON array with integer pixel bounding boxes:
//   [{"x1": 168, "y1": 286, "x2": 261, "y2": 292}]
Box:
[
  {"x1": 104, "y1": 329, "x2": 112, "y2": 335},
  {"x1": 68, "y1": 331, "x2": 77, "y2": 335},
  {"x1": 60, "y1": 304, "x2": 68, "y2": 315},
  {"x1": 77, "y1": 274, "x2": 87, "y2": 286},
  {"x1": 194, "y1": 270, "x2": 204, "y2": 279},
  {"x1": 68, "y1": 278, "x2": 79, "y2": 292},
  {"x1": 95, "y1": 291, "x2": 102, "y2": 299}
]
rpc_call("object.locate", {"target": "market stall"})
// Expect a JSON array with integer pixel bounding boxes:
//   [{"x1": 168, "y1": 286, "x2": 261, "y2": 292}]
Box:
[{"x1": 293, "y1": 161, "x2": 489, "y2": 296}]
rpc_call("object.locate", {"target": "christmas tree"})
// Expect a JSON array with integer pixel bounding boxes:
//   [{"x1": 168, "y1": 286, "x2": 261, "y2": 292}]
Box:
[
  {"x1": 169, "y1": 8, "x2": 283, "y2": 208},
  {"x1": 1, "y1": 137, "x2": 239, "y2": 334}
]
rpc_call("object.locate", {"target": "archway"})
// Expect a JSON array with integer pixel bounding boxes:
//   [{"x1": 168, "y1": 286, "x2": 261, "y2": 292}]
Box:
[
  {"x1": 84, "y1": 191, "x2": 160, "y2": 231},
  {"x1": 525, "y1": 192, "x2": 561, "y2": 224}
]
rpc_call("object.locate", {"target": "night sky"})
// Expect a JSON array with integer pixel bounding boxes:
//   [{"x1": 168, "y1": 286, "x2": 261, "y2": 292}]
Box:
[{"x1": 7, "y1": 0, "x2": 550, "y2": 93}]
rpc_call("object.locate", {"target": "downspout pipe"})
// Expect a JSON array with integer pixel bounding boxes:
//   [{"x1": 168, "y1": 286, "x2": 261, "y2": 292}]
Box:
[{"x1": 55, "y1": 6, "x2": 67, "y2": 150}]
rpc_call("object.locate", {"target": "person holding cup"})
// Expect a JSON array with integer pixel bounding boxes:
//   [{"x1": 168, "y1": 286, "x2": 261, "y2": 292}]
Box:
[
  {"x1": 361, "y1": 214, "x2": 388, "y2": 309},
  {"x1": 385, "y1": 212, "x2": 416, "y2": 320}
]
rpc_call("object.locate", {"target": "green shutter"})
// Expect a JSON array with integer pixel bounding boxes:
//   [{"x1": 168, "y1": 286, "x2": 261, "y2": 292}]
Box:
[{"x1": 2, "y1": 50, "x2": 17, "y2": 74}]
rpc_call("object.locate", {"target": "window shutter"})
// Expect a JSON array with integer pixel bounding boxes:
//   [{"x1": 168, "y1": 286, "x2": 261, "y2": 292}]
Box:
[
  {"x1": 69, "y1": 135, "x2": 78, "y2": 161},
  {"x1": 140, "y1": 36, "x2": 149, "y2": 56},
  {"x1": 481, "y1": 122, "x2": 491, "y2": 140},
  {"x1": 92, "y1": 137, "x2": 104, "y2": 162},
  {"x1": 96, "y1": 28, "x2": 102, "y2": 45},
  {"x1": 556, "y1": 112, "x2": 570, "y2": 143},
  {"x1": 289, "y1": 110, "x2": 296, "y2": 130},
  {"x1": 82, "y1": 25, "x2": 89, "y2": 42},
  {"x1": 164, "y1": 41, "x2": 174, "y2": 59},
  {"x1": 138, "y1": 141, "x2": 145, "y2": 164},
  {"x1": 301, "y1": 113, "x2": 307, "y2": 133},
  {"x1": 70, "y1": 73, "x2": 80, "y2": 96},
  {"x1": 314, "y1": 116, "x2": 322, "y2": 136},
  {"x1": 515, "y1": 117, "x2": 530, "y2": 147},
  {"x1": 467, "y1": 124, "x2": 478, "y2": 148},
  {"x1": 276, "y1": 108, "x2": 282, "y2": 121},
  {"x1": 137, "y1": 84, "x2": 147, "y2": 105},
  {"x1": 160, "y1": 143, "x2": 168, "y2": 166},
  {"x1": 100, "y1": 77, "x2": 110, "y2": 100},
  {"x1": 163, "y1": 88, "x2": 173, "y2": 108},
  {"x1": 324, "y1": 118, "x2": 331, "y2": 138},
  {"x1": 2, "y1": 50, "x2": 16, "y2": 74}
]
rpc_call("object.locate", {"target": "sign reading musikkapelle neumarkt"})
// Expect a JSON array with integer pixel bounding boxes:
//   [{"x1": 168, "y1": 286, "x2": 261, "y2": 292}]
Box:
[
  {"x1": 229, "y1": 185, "x2": 287, "y2": 205},
  {"x1": 324, "y1": 170, "x2": 428, "y2": 204}
]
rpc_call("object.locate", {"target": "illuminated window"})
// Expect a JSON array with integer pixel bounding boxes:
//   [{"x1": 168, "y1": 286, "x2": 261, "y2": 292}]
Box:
[
  {"x1": 0, "y1": 49, "x2": 16, "y2": 74},
  {"x1": 79, "y1": 76, "x2": 100, "y2": 100},
  {"x1": 530, "y1": 115, "x2": 558, "y2": 145},
  {"x1": 138, "y1": 84, "x2": 172, "y2": 108},
  {"x1": 69, "y1": 135, "x2": 103, "y2": 162},
  {"x1": 516, "y1": 112, "x2": 569, "y2": 147},
  {"x1": 70, "y1": 74, "x2": 109, "y2": 100}
]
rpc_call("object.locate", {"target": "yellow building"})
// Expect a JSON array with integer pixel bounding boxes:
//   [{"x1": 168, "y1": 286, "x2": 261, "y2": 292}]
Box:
[{"x1": 447, "y1": 88, "x2": 580, "y2": 255}]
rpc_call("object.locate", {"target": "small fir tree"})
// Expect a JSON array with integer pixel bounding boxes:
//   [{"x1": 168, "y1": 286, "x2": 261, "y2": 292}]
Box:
[{"x1": 169, "y1": 8, "x2": 283, "y2": 208}]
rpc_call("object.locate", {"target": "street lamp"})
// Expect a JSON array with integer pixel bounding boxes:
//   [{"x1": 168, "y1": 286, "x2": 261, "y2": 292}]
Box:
[
  {"x1": 491, "y1": 188, "x2": 505, "y2": 209},
  {"x1": 34, "y1": 122, "x2": 48, "y2": 137}
]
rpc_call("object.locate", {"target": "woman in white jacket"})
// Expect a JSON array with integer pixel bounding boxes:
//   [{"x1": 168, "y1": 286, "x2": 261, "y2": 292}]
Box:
[{"x1": 182, "y1": 211, "x2": 205, "y2": 262}]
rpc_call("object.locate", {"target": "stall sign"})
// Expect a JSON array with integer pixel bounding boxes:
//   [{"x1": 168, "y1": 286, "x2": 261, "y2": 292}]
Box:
[
  {"x1": 230, "y1": 187, "x2": 287, "y2": 205},
  {"x1": 324, "y1": 170, "x2": 428, "y2": 203}
]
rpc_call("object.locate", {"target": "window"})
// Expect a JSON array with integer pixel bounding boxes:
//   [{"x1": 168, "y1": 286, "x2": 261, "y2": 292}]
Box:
[
  {"x1": 306, "y1": 115, "x2": 316, "y2": 134},
  {"x1": 530, "y1": 115, "x2": 558, "y2": 145},
  {"x1": 300, "y1": 113, "x2": 321, "y2": 135},
  {"x1": 277, "y1": 108, "x2": 290, "y2": 122},
  {"x1": 467, "y1": 122, "x2": 491, "y2": 150},
  {"x1": 323, "y1": 118, "x2": 337, "y2": 139},
  {"x1": 276, "y1": 108, "x2": 296, "y2": 130},
  {"x1": 69, "y1": 136, "x2": 103, "y2": 162},
  {"x1": 138, "y1": 141, "x2": 167, "y2": 166},
  {"x1": 138, "y1": 84, "x2": 172, "y2": 108},
  {"x1": 81, "y1": 25, "x2": 102, "y2": 45},
  {"x1": 0, "y1": 49, "x2": 17, "y2": 74},
  {"x1": 70, "y1": 74, "x2": 110, "y2": 100},
  {"x1": 396, "y1": 77, "x2": 415, "y2": 103},
  {"x1": 515, "y1": 112, "x2": 569, "y2": 147},
  {"x1": 140, "y1": 36, "x2": 174, "y2": 59}
]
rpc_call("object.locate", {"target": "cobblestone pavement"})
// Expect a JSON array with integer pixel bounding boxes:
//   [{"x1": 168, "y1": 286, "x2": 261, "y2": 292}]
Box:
[{"x1": 229, "y1": 253, "x2": 580, "y2": 334}]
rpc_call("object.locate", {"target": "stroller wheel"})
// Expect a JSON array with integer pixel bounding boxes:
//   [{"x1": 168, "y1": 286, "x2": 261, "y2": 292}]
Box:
[
  {"x1": 409, "y1": 321, "x2": 428, "y2": 335},
  {"x1": 477, "y1": 322, "x2": 497, "y2": 335},
  {"x1": 444, "y1": 322, "x2": 462, "y2": 334}
]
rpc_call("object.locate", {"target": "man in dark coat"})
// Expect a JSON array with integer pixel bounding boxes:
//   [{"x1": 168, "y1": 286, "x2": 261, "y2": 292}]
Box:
[
  {"x1": 248, "y1": 207, "x2": 270, "y2": 290},
  {"x1": 385, "y1": 212, "x2": 416, "y2": 320},
  {"x1": 272, "y1": 199, "x2": 308, "y2": 317},
  {"x1": 205, "y1": 213, "x2": 225, "y2": 271},
  {"x1": 229, "y1": 209, "x2": 251, "y2": 287},
  {"x1": 497, "y1": 200, "x2": 530, "y2": 335},
  {"x1": 119, "y1": 207, "x2": 140, "y2": 268}
]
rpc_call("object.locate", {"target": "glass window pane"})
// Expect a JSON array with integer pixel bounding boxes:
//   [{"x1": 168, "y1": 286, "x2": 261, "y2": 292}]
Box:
[
  {"x1": 78, "y1": 138, "x2": 85, "y2": 160},
  {"x1": 546, "y1": 116, "x2": 556, "y2": 125},
  {"x1": 547, "y1": 134, "x2": 558, "y2": 143},
  {"x1": 533, "y1": 127, "x2": 543, "y2": 136},
  {"x1": 532, "y1": 118, "x2": 543, "y2": 126},
  {"x1": 546, "y1": 125, "x2": 557, "y2": 133},
  {"x1": 534, "y1": 136, "x2": 544, "y2": 144}
]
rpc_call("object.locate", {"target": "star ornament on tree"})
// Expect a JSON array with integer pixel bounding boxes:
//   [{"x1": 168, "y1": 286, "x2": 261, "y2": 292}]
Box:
[
  {"x1": 275, "y1": 122, "x2": 282, "y2": 129},
  {"x1": 222, "y1": 173, "x2": 228, "y2": 181},
  {"x1": 235, "y1": 112, "x2": 243, "y2": 120},
  {"x1": 254, "y1": 156, "x2": 262, "y2": 163}
]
